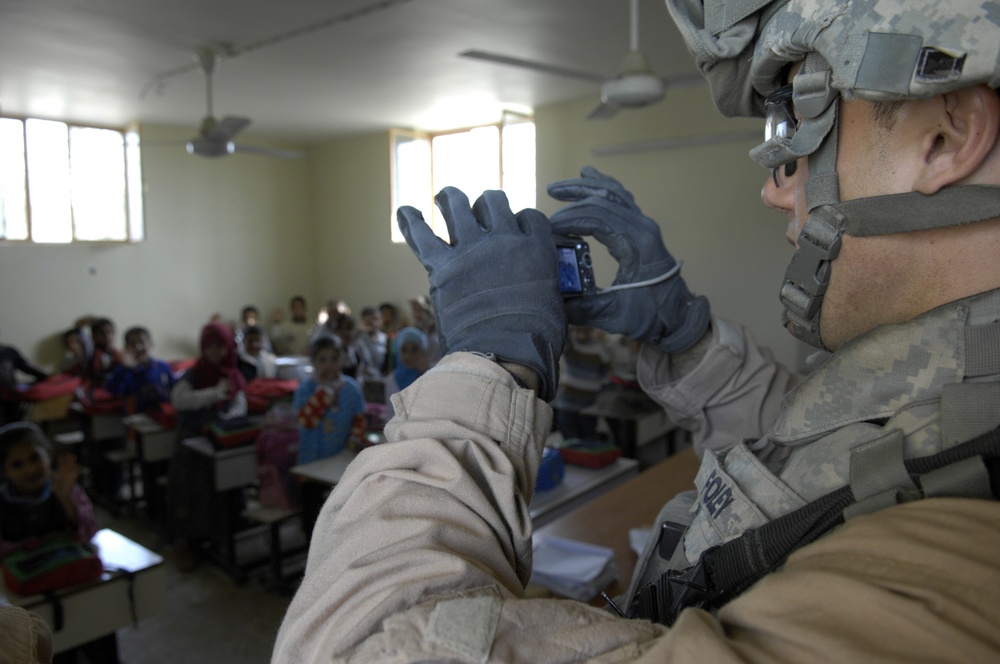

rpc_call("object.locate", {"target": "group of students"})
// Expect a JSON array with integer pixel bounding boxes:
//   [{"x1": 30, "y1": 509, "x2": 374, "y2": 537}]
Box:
[{"x1": 0, "y1": 292, "x2": 442, "y2": 575}]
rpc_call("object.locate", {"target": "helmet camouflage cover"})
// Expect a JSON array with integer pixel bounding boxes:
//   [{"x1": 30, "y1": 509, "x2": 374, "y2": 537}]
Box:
[{"x1": 667, "y1": 0, "x2": 1000, "y2": 117}]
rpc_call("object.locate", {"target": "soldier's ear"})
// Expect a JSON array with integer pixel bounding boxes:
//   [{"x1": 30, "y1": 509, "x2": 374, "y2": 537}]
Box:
[{"x1": 913, "y1": 84, "x2": 1000, "y2": 194}]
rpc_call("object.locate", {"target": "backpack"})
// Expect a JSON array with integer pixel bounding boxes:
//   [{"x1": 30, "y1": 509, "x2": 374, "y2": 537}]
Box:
[{"x1": 2, "y1": 534, "x2": 103, "y2": 595}]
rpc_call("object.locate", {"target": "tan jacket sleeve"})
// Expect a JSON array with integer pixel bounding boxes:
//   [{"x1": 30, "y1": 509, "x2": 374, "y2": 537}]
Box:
[
  {"x1": 638, "y1": 317, "x2": 797, "y2": 456},
  {"x1": 273, "y1": 351, "x2": 1000, "y2": 663},
  {"x1": 272, "y1": 352, "x2": 553, "y2": 660}
]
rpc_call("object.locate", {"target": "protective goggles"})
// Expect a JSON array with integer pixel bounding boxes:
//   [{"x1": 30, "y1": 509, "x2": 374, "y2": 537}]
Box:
[{"x1": 763, "y1": 84, "x2": 798, "y2": 186}]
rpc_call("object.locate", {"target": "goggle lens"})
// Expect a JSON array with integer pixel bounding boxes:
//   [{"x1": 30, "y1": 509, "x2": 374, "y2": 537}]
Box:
[{"x1": 764, "y1": 85, "x2": 796, "y2": 141}]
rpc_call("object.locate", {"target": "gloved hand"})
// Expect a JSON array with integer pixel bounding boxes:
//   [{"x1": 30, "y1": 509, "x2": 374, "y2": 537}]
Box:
[
  {"x1": 397, "y1": 187, "x2": 566, "y2": 401},
  {"x1": 548, "y1": 166, "x2": 710, "y2": 354}
]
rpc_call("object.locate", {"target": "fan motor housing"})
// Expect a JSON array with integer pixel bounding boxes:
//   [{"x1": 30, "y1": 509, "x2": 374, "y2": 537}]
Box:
[{"x1": 601, "y1": 73, "x2": 665, "y2": 107}]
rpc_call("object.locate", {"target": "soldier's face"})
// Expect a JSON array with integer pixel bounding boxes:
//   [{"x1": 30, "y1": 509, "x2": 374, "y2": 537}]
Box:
[{"x1": 761, "y1": 64, "x2": 925, "y2": 350}]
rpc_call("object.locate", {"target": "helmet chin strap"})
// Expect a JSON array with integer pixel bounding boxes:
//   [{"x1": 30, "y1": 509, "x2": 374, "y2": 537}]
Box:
[{"x1": 779, "y1": 66, "x2": 843, "y2": 350}]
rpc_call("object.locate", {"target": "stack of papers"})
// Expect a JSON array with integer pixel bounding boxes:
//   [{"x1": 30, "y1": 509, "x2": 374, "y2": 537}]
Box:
[{"x1": 529, "y1": 535, "x2": 618, "y2": 601}]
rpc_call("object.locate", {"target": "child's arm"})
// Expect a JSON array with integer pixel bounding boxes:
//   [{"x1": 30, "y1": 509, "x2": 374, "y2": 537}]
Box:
[
  {"x1": 50, "y1": 453, "x2": 98, "y2": 543},
  {"x1": 50, "y1": 452, "x2": 81, "y2": 526}
]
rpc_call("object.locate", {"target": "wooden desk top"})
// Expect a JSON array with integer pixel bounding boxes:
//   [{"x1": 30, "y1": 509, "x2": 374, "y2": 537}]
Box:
[
  {"x1": 536, "y1": 446, "x2": 700, "y2": 600},
  {"x1": 290, "y1": 449, "x2": 359, "y2": 484}
]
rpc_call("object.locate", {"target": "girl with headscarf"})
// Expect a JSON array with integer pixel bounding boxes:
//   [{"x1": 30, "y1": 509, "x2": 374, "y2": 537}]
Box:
[
  {"x1": 383, "y1": 327, "x2": 428, "y2": 418},
  {"x1": 167, "y1": 321, "x2": 249, "y2": 571}
]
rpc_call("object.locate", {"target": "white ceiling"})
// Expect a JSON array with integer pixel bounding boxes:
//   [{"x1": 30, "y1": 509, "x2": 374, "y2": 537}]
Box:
[{"x1": 0, "y1": 0, "x2": 703, "y2": 142}]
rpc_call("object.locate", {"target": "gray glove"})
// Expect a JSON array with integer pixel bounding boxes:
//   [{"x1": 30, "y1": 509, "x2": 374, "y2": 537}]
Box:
[
  {"x1": 548, "y1": 166, "x2": 709, "y2": 354},
  {"x1": 397, "y1": 187, "x2": 566, "y2": 401}
]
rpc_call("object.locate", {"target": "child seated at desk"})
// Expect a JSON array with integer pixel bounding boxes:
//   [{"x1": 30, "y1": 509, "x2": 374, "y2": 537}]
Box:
[
  {"x1": 237, "y1": 325, "x2": 278, "y2": 382},
  {"x1": 383, "y1": 327, "x2": 429, "y2": 419},
  {"x1": 294, "y1": 336, "x2": 365, "y2": 465},
  {"x1": 0, "y1": 330, "x2": 49, "y2": 426},
  {"x1": 0, "y1": 422, "x2": 97, "y2": 560},
  {"x1": 86, "y1": 317, "x2": 122, "y2": 387},
  {"x1": 105, "y1": 326, "x2": 176, "y2": 415},
  {"x1": 168, "y1": 322, "x2": 247, "y2": 571}
]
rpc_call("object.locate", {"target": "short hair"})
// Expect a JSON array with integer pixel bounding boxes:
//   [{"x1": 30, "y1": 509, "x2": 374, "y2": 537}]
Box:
[
  {"x1": 0, "y1": 422, "x2": 50, "y2": 472},
  {"x1": 310, "y1": 334, "x2": 341, "y2": 359},
  {"x1": 62, "y1": 327, "x2": 82, "y2": 343},
  {"x1": 241, "y1": 305, "x2": 260, "y2": 317},
  {"x1": 290, "y1": 296, "x2": 306, "y2": 307},
  {"x1": 124, "y1": 326, "x2": 151, "y2": 346},
  {"x1": 90, "y1": 317, "x2": 114, "y2": 335},
  {"x1": 379, "y1": 302, "x2": 397, "y2": 314},
  {"x1": 870, "y1": 100, "x2": 905, "y2": 132},
  {"x1": 361, "y1": 306, "x2": 377, "y2": 318},
  {"x1": 333, "y1": 313, "x2": 356, "y2": 333}
]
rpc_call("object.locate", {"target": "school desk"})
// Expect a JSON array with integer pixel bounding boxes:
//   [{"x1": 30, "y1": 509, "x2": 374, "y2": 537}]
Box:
[{"x1": 1, "y1": 528, "x2": 166, "y2": 654}]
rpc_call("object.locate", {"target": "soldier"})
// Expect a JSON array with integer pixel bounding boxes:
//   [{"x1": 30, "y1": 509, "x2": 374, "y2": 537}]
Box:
[{"x1": 274, "y1": 1, "x2": 1000, "y2": 662}]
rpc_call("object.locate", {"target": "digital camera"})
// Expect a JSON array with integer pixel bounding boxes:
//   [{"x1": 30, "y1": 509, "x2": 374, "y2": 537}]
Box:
[{"x1": 554, "y1": 234, "x2": 596, "y2": 297}]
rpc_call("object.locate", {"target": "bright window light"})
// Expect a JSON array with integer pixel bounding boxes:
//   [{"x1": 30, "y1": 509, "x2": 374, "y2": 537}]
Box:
[
  {"x1": 1, "y1": 116, "x2": 144, "y2": 244},
  {"x1": 0, "y1": 118, "x2": 29, "y2": 240},
  {"x1": 390, "y1": 115, "x2": 535, "y2": 243}
]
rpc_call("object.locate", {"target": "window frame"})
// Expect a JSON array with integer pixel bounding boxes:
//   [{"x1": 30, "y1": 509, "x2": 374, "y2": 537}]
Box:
[{"x1": 0, "y1": 115, "x2": 145, "y2": 245}]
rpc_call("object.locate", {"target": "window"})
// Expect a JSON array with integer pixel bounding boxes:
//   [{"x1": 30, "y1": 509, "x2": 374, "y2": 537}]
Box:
[
  {"x1": 0, "y1": 117, "x2": 144, "y2": 243},
  {"x1": 390, "y1": 113, "x2": 535, "y2": 243}
]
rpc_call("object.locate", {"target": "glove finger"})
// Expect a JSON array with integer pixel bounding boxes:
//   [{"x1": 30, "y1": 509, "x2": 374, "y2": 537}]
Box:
[
  {"x1": 547, "y1": 166, "x2": 637, "y2": 209},
  {"x1": 397, "y1": 205, "x2": 449, "y2": 263},
  {"x1": 563, "y1": 291, "x2": 625, "y2": 331},
  {"x1": 472, "y1": 190, "x2": 515, "y2": 234},
  {"x1": 435, "y1": 186, "x2": 482, "y2": 246},
  {"x1": 549, "y1": 198, "x2": 635, "y2": 248},
  {"x1": 513, "y1": 206, "x2": 553, "y2": 239}
]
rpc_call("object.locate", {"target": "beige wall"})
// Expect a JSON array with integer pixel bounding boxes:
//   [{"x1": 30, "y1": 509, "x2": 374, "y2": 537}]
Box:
[
  {"x1": 0, "y1": 125, "x2": 316, "y2": 368},
  {"x1": 1, "y1": 90, "x2": 807, "y2": 374},
  {"x1": 309, "y1": 133, "x2": 429, "y2": 322}
]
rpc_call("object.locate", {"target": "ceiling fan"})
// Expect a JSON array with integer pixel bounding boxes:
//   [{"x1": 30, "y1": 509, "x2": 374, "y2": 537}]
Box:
[
  {"x1": 460, "y1": 0, "x2": 702, "y2": 120},
  {"x1": 182, "y1": 48, "x2": 302, "y2": 159}
]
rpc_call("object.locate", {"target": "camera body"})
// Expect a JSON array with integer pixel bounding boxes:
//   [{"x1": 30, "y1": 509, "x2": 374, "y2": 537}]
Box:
[{"x1": 554, "y1": 234, "x2": 596, "y2": 297}]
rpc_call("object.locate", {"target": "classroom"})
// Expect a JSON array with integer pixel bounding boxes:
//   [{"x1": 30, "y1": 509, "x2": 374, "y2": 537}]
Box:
[{"x1": 0, "y1": 1, "x2": 810, "y2": 662}]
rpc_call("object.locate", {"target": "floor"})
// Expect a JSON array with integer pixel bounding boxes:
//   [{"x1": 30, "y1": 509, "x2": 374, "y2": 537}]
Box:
[{"x1": 95, "y1": 502, "x2": 306, "y2": 664}]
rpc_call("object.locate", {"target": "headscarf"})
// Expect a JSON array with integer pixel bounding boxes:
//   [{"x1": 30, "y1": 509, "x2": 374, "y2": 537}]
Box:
[
  {"x1": 189, "y1": 322, "x2": 245, "y2": 399},
  {"x1": 392, "y1": 327, "x2": 427, "y2": 392}
]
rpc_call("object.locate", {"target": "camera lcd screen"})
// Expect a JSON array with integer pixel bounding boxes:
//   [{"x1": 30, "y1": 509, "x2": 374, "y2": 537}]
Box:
[{"x1": 557, "y1": 246, "x2": 583, "y2": 293}]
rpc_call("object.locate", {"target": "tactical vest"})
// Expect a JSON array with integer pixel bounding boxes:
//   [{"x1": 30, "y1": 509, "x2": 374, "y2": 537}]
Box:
[{"x1": 626, "y1": 288, "x2": 1000, "y2": 623}]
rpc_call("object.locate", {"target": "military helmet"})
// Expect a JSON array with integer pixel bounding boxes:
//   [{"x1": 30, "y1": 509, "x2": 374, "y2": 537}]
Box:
[{"x1": 667, "y1": 0, "x2": 1000, "y2": 349}]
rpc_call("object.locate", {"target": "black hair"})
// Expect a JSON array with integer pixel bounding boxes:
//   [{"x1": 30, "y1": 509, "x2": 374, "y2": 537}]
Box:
[
  {"x1": 124, "y1": 326, "x2": 151, "y2": 346},
  {"x1": 379, "y1": 302, "x2": 397, "y2": 314},
  {"x1": 361, "y1": 306, "x2": 377, "y2": 318},
  {"x1": 62, "y1": 327, "x2": 82, "y2": 343},
  {"x1": 90, "y1": 317, "x2": 114, "y2": 336},
  {"x1": 0, "y1": 422, "x2": 50, "y2": 474},
  {"x1": 241, "y1": 305, "x2": 259, "y2": 317},
  {"x1": 309, "y1": 334, "x2": 341, "y2": 360},
  {"x1": 290, "y1": 295, "x2": 306, "y2": 307},
  {"x1": 333, "y1": 313, "x2": 356, "y2": 333},
  {"x1": 244, "y1": 325, "x2": 263, "y2": 337}
]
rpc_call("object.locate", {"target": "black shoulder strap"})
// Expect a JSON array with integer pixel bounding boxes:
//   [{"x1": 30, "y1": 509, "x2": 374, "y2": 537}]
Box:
[{"x1": 628, "y1": 424, "x2": 1000, "y2": 625}]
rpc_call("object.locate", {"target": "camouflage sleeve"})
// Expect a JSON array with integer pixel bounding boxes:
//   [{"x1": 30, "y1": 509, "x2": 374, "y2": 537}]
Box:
[{"x1": 638, "y1": 317, "x2": 797, "y2": 456}]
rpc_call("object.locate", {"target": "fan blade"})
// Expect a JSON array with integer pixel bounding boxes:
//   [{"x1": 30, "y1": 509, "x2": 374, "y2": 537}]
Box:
[
  {"x1": 459, "y1": 49, "x2": 606, "y2": 83},
  {"x1": 586, "y1": 101, "x2": 621, "y2": 121},
  {"x1": 206, "y1": 115, "x2": 251, "y2": 141},
  {"x1": 232, "y1": 144, "x2": 304, "y2": 159}
]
